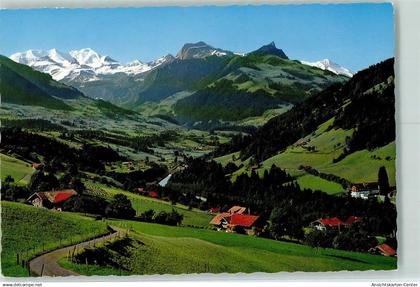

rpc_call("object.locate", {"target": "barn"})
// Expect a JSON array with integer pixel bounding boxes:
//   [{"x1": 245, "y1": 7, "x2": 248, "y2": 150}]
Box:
[
  {"x1": 227, "y1": 214, "x2": 261, "y2": 235},
  {"x1": 310, "y1": 217, "x2": 343, "y2": 231},
  {"x1": 27, "y1": 189, "x2": 77, "y2": 211}
]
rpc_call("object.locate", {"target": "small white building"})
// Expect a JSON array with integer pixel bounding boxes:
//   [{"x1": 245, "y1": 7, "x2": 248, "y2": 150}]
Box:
[{"x1": 350, "y1": 182, "x2": 379, "y2": 200}]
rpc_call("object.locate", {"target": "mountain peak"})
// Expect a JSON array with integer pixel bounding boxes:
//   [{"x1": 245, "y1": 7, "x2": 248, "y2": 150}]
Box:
[
  {"x1": 249, "y1": 42, "x2": 288, "y2": 59},
  {"x1": 300, "y1": 59, "x2": 353, "y2": 77},
  {"x1": 176, "y1": 41, "x2": 233, "y2": 60}
]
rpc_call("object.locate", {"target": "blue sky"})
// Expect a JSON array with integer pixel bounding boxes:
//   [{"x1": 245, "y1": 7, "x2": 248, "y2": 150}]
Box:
[{"x1": 0, "y1": 3, "x2": 394, "y2": 72}]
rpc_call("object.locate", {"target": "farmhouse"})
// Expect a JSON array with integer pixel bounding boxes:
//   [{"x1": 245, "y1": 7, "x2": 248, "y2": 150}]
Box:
[
  {"x1": 209, "y1": 212, "x2": 231, "y2": 230},
  {"x1": 372, "y1": 243, "x2": 397, "y2": 257},
  {"x1": 350, "y1": 182, "x2": 379, "y2": 199},
  {"x1": 227, "y1": 214, "x2": 261, "y2": 235},
  {"x1": 27, "y1": 189, "x2": 77, "y2": 211},
  {"x1": 210, "y1": 205, "x2": 262, "y2": 235},
  {"x1": 310, "y1": 217, "x2": 343, "y2": 231},
  {"x1": 310, "y1": 216, "x2": 362, "y2": 231}
]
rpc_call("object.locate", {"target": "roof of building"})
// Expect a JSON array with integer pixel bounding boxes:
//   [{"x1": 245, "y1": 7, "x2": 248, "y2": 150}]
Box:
[
  {"x1": 229, "y1": 214, "x2": 260, "y2": 228},
  {"x1": 377, "y1": 243, "x2": 397, "y2": 256},
  {"x1": 29, "y1": 189, "x2": 77, "y2": 204},
  {"x1": 228, "y1": 206, "x2": 247, "y2": 214},
  {"x1": 344, "y1": 216, "x2": 362, "y2": 225},
  {"x1": 148, "y1": 191, "x2": 158, "y2": 198},
  {"x1": 319, "y1": 217, "x2": 343, "y2": 226},
  {"x1": 209, "y1": 213, "x2": 231, "y2": 225}
]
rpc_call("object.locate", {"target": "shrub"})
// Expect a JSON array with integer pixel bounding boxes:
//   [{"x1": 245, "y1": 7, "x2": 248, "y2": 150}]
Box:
[{"x1": 105, "y1": 194, "x2": 136, "y2": 219}]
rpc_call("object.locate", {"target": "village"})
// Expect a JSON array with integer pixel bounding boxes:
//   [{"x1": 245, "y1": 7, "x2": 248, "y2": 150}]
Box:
[{"x1": 24, "y1": 172, "x2": 398, "y2": 258}]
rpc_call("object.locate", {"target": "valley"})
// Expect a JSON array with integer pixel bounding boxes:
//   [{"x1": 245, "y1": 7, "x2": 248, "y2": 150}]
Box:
[{"x1": 1, "y1": 40, "x2": 397, "y2": 276}]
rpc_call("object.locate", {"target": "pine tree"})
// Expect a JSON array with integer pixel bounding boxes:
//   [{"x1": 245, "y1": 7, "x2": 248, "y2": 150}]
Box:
[{"x1": 378, "y1": 166, "x2": 390, "y2": 196}]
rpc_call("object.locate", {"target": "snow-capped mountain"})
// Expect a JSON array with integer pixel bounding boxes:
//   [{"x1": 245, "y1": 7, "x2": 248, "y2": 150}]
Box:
[
  {"x1": 9, "y1": 48, "x2": 173, "y2": 82},
  {"x1": 300, "y1": 59, "x2": 353, "y2": 77}
]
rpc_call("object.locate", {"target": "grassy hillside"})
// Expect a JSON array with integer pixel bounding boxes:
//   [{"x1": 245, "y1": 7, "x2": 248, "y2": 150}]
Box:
[
  {"x1": 1, "y1": 201, "x2": 108, "y2": 277},
  {"x1": 1, "y1": 153, "x2": 34, "y2": 185},
  {"x1": 60, "y1": 219, "x2": 396, "y2": 275},
  {"x1": 85, "y1": 181, "x2": 213, "y2": 227},
  {"x1": 0, "y1": 55, "x2": 85, "y2": 110},
  {"x1": 216, "y1": 117, "x2": 396, "y2": 193},
  {"x1": 0, "y1": 63, "x2": 72, "y2": 110}
]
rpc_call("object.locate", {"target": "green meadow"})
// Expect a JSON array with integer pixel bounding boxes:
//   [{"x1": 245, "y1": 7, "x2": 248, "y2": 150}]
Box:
[
  {"x1": 1, "y1": 153, "x2": 34, "y2": 185},
  {"x1": 1, "y1": 201, "x2": 108, "y2": 277},
  {"x1": 59, "y1": 218, "x2": 396, "y2": 275}
]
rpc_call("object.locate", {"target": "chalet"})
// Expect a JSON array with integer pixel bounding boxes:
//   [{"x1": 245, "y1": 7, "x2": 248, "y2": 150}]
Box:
[
  {"x1": 227, "y1": 214, "x2": 261, "y2": 235},
  {"x1": 310, "y1": 216, "x2": 361, "y2": 231},
  {"x1": 372, "y1": 243, "x2": 397, "y2": 257},
  {"x1": 310, "y1": 217, "x2": 343, "y2": 231},
  {"x1": 27, "y1": 189, "x2": 77, "y2": 211},
  {"x1": 209, "y1": 213, "x2": 231, "y2": 230},
  {"x1": 350, "y1": 182, "x2": 380, "y2": 199},
  {"x1": 210, "y1": 205, "x2": 262, "y2": 235},
  {"x1": 228, "y1": 205, "x2": 248, "y2": 215}
]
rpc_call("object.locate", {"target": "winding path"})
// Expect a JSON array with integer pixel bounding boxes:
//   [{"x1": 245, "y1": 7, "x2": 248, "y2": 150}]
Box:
[{"x1": 29, "y1": 226, "x2": 124, "y2": 277}]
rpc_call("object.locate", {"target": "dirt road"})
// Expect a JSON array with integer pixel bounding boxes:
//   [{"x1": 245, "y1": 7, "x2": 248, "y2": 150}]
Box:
[{"x1": 29, "y1": 226, "x2": 124, "y2": 277}]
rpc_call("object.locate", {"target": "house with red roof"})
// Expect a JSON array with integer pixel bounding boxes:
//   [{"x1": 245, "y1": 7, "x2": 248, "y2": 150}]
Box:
[
  {"x1": 310, "y1": 216, "x2": 362, "y2": 231},
  {"x1": 27, "y1": 189, "x2": 77, "y2": 211},
  {"x1": 209, "y1": 212, "x2": 231, "y2": 230},
  {"x1": 374, "y1": 243, "x2": 397, "y2": 257},
  {"x1": 227, "y1": 214, "x2": 261, "y2": 235},
  {"x1": 148, "y1": 191, "x2": 159, "y2": 198},
  {"x1": 310, "y1": 217, "x2": 343, "y2": 231},
  {"x1": 209, "y1": 206, "x2": 262, "y2": 235}
]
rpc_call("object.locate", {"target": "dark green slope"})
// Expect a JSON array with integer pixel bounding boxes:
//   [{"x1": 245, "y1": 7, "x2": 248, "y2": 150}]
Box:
[
  {"x1": 173, "y1": 53, "x2": 348, "y2": 122},
  {"x1": 132, "y1": 56, "x2": 230, "y2": 105},
  {"x1": 0, "y1": 55, "x2": 83, "y2": 100},
  {"x1": 0, "y1": 58, "x2": 71, "y2": 110},
  {"x1": 231, "y1": 58, "x2": 395, "y2": 161},
  {"x1": 0, "y1": 55, "x2": 85, "y2": 110}
]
